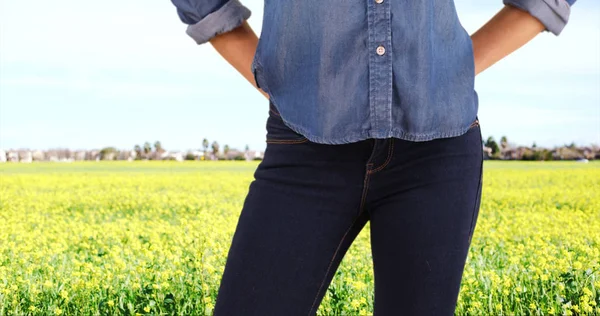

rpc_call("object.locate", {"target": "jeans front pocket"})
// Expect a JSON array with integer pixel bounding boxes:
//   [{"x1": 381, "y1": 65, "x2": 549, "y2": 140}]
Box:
[
  {"x1": 470, "y1": 117, "x2": 479, "y2": 128},
  {"x1": 265, "y1": 102, "x2": 309, "y2": 144}
]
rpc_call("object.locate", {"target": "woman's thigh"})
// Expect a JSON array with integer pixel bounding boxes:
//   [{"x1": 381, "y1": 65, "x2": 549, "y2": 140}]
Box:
[
  {"x1": 214, "y1": 104, "x2": 374, "y2": 316},
  {"x1": 367, "y1": 123, "x2": 484, "y2": 316}
]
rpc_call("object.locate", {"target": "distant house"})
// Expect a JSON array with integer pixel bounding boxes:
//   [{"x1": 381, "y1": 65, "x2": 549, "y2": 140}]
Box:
[
  {"x1": 225, "y1": 149, "x2": 244, "y2": 160},
  {"x1": 245, "y1": 150, "x2": 264, "y2": 161},
  {"x1": 32, "y1": 150, "x2": 45, "y2": 161},
  {"x1": 18, "y1": 150, "x2": 33, "y2": 163},
  {"x1": 74, "y1": 151, "x2": 87, "y2": 161},
  {"x1": 117, "y1": 150, "x2": 136, "y2": 161},
  {"x1": 161, "y1": 151, "x2": 184, "y2": 162},
  {"x1": 86, "y1": 150, "x2": 100, "y2": 161},
  {"x1": 482, "y1": 146, "x2": 492, "y2": 160},
  {"x1": 7, "y1": 151, "x2": 19, "y2": 162},
  {"x1": 582, "y1": 147, "x2": 595, "y2": 160},
  {"x1": 185, "y1": 150, "x2": 205, "y2": 160}
]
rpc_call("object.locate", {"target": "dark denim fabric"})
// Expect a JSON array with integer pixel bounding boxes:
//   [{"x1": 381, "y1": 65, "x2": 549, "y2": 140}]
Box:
[{"x1": 213, "y1": 101, "x2": 484, "y2": 315}]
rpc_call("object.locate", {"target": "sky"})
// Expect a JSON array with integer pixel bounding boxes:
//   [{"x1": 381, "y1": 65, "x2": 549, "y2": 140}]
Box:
[{"x1": 0, "y1": 0, "x2": 599, "y2": 152}]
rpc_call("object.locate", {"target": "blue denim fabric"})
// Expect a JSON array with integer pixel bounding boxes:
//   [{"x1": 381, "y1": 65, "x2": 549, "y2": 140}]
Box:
[{"x1": 171, "y1": 0, "x2": 575, "y2": 145}]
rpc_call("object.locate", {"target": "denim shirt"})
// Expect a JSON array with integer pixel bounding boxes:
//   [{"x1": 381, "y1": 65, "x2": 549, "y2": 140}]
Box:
[{"x1": 171, "y1": 0, "x2": 575, "y2": 144}]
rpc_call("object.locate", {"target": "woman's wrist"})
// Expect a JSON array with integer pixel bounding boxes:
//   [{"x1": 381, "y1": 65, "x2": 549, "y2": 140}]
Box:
[
  {"x1": 209, "y1": 21, "x2": 268, "y2": 98},
  {"x1": 471, "y1": 5, "x2": 546, "y2": 76}
]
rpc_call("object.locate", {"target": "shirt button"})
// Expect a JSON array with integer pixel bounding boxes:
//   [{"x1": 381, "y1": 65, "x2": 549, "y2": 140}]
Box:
[
  {"x1": 375, "y1": 0, "x2": 384, "y2": 3},
  {"x1": 376, "y1": 45, "x2": 385, "y2": 56}
]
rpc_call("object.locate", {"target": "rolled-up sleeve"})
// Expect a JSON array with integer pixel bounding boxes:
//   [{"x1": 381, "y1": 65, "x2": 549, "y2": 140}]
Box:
[
  {"x1": 502, "y1": 0, "x2": 576, "y2": 35},
  {"x1": 171, "y1": 0, "x2": 252, "y2": 45}
]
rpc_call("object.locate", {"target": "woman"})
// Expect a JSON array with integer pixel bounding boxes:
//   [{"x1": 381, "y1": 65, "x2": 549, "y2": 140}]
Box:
[{"x1": 170, "y1": 0, "x2": 575, "y2": 314}]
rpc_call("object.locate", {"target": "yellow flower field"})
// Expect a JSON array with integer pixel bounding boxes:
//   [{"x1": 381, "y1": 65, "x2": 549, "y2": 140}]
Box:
[{"x1": 0, "y1": 161, "x2": 599, "y2": 315}]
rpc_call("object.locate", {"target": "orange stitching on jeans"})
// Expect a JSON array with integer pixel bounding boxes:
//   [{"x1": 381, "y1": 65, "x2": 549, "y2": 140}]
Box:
[
  {"x1": 266, "y1": 138, "x2": 309, "y2": 144},
  {"x1": 307, "y1": 214, "x2": 361, "y2": 315},
  {"x1": 467, "y1": 153, "x2": 484, "y2": 245},
  {"x1": 308, "y1": 161, "x2": 372, "y2": 315},
  {"x1": 358, "y1": 171, "x2": 371, "y2": 216},
  {"x1": 369, "y1": 138, "x2": 394, "y2": 174},
  {"x1": 270, "y1": 108, "x2": 281, "y2": 117},
  {"x1": 469, "y1": 118, "x2": 479, "y2": 129}
]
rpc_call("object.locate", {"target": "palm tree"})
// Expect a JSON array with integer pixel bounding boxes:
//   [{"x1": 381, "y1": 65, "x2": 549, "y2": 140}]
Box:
[
  {"x1": 154, "y1": 141, "x2": 163, "y2": 153},
  {"x1": 223, "y1": 145, "x2": 230, "y2": 157},
  {"x1": 134, "y1": 145, "x2": 142, "y2": 160},
  {"x1": 143, "y1": 142, "x2": 152, "y2": 159},
  {"x1": 202, "y1": 138, "x2": 209, "y2": 157},
  {"x1": 500, "y1": 136, "x2": 509, "y2": 151},
  {"x1": 211, "y1": 141, "x2": 219, "y2": 160}
]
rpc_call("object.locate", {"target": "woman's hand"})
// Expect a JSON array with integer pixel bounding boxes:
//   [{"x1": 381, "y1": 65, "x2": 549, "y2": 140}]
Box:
[
  {"x1": 471, "y1": 5, "x2": 547, "y2": 76},
  {"x1": 209, "y1": 20, "x2": 270, "y2": 99}
]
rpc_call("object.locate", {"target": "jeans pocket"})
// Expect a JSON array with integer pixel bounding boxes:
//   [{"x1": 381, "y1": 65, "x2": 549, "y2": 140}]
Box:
[
  {"x1": 467, "y1": 117, "x2": 480, "y2": 133},
  {"x1": 265, "y1": 102, "x2": 309, "y2": 144}
]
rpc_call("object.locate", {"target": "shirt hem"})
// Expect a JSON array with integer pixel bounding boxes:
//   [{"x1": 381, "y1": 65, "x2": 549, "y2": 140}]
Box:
[{"x1": 278, "y1": 116, "x2": 478, "y2": 145}]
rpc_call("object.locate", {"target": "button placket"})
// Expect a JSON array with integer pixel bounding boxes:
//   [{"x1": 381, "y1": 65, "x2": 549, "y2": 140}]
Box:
[{"x1": 367, "y1": 0, "x2": 393, "y2": 133}]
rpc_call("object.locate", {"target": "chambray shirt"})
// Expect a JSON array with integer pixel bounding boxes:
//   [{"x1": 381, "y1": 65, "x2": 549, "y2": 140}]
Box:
[{"x1": 171, "y1": 0, "x2": 575, "y2": 144}]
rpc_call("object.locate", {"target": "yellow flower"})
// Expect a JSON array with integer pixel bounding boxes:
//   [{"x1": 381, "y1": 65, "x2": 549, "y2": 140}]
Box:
[
  {"x1": 108, "y1": 300, "x2": 114, "y2": 307},
  {"x1": 143, "y1": 306, "x2": 150, "y2": 313},
  {"x1": 54, "y1": 307, "x2": 63, "y2": 315}
]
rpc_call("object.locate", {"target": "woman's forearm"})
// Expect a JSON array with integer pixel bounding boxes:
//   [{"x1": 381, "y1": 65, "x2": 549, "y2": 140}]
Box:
[
  {"x1": 471, "y1": 5, "x2": 547, "y2": 76},
  {"x1": 209, "y1": 20, "x2": 269, "y2": 99}
]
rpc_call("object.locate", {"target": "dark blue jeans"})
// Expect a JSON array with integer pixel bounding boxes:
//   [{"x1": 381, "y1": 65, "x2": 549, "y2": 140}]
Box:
[{"x1": 214, "y1": 101, "x2": 484, "y2": 315}]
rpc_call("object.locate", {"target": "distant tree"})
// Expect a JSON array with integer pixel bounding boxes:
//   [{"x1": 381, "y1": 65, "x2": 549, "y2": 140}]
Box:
[
  {"x1": 485, "y1": 137, "x2": 500, "y2": 156},
  {"x1": 521, "y1": 148, "x2": 535, "y2": 161},
  {"x1": 245, "y1": 144, "x2": 250, "y2": 152},
  {"x1": 143, "y1": 142, "x2": 152, "y2": 159},
  {"x1": 203, "y1": 138, "x2": 209, "y2": 157},
  {"x1": 532, "y1": 142, "x2": 537, "y2": 148},
  {"x1": 566, "y1": 142, "x2": 576, "y2": 149},
  {"x1": 184, "y1": 153, "x2": 196, "y2": 161},
  {"x1": 500, "y1": 136, "x2": 509, "y2": 151},
  {"x1": 154, "y1": 141, "x2": 163, "y2": 153},
  {"x1": 134, "y1": 145, "x2": 142, "y2": 160},
  {"x1": 223, "y1": 145, "x2": 230, "y2": 157},
  {"x1": 99, "y1": 147, "x2": 117, "y2": 160},
  {"x1": 211, "y1": 141, "x2": 220, "y2": 159}
]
